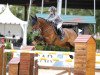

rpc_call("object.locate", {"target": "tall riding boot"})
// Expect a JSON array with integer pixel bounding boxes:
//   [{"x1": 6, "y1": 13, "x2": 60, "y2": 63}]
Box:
[{"x1": 58, "y1": 28, "x2": 63, "y2": 40}]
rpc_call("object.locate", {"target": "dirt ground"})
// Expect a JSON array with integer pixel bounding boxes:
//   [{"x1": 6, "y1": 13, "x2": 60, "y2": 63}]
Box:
[
  {"x1": 38, "y1": 69, "x2": 100, "y2": 75},
  {"x1": 6, "y1": 69, "x2": 100, "y2": 75}
]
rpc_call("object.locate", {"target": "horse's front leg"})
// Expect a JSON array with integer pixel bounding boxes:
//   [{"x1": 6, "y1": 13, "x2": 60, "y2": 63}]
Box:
[{"x1": 48, "y1": 45, "x2": 54, "y2": 51}]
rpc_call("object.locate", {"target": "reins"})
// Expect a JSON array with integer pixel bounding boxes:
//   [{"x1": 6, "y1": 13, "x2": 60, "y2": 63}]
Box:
[{"x1": 38, "y1": 18, "x2": 57, "y2": 35}]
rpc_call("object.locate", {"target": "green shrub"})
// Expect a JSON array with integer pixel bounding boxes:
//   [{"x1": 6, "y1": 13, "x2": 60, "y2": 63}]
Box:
[
  {"x1": 96, "y1": 39, "x2": 100, "y2": 49},
  {"x1": 53, "y1": 46, "x2": 72, "y2": 52},
  {"x1": 27, "y1": 33, "x2": 33, "y2": 45},
  {"x1": 5, "y1": 42, "x2": 12, "y2": 63},
  {"x1": 5, "y1": 42, "x2": 11, "y2": 49},
  {"x1": 7, "y1": 52, "x2": 12, "y2": 63},
  {"x1": 35, "y1": 45, "x2": 44, "y2": 50},
  {"x1": 35, "y1": 45, "x2": 72, "y2": 52},
  {"x1": 27, "y1": 31, "x2": 41, "y2": 45}
]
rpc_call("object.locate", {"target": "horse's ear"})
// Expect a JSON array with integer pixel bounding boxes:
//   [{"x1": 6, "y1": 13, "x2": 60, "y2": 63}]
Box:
[
  {"x1": 34, "y1": 15, "x2": 37, "y2": 21},
  {"x1": 31, "y1": 15, "x2": 37, "y2": 25}
]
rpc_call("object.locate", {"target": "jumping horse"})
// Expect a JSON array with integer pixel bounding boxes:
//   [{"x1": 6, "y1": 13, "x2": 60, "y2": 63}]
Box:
[{"x1": 31, "y1": 16, "x2": 77, "y2": 50}]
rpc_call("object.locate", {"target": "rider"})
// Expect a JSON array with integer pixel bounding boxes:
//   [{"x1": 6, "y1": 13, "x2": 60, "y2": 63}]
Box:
[{"x1": 47, "y1": 6, "x2": 63, "y2": 40}]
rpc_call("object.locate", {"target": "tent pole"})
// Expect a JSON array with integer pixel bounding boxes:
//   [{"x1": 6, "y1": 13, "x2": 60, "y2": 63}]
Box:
[
  {"x1": 94, "y1": 0, "x2": 96, "y2": 34},
  {"x1": 65, "y1": 0, "x2": 67, "y2": 15},
  {"x1": 94, "y1": 0, "x2": 96, "y2": 18},
  {"x1": 27, "y1": 0, "x2": 33, "y2": 24},
  {"x1": 41, "y1": 0, "x2": 44, "y2": 14},
  {"x1": 4, "y1": 24, "x2": 5, "y2": 36},
  {"x1": 94, "y1": 24, "x2": 96, "y2": 34},
  {"x1": 57, "y1": 0, "x2": 62, "y2": 15},
  {"x1": 23, "y1": 25, "x2": 27, "y2": 46},
  {"x1": 22, "y1": 0, "x2": 33, "y2": 46}
]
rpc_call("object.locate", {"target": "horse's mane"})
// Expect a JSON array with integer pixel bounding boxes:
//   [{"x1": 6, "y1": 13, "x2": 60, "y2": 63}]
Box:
[
  {"x1": 38, "y1": 17, "x2": 57, "y2": 34},
  {"x1": 38, "y1": 17, "x2": 56, "y2": 27}
]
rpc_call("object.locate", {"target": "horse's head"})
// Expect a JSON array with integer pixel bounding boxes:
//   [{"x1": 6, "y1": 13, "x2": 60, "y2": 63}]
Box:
[{"x1": 31, "y1": 15, "x2": 40, "y2": 30}]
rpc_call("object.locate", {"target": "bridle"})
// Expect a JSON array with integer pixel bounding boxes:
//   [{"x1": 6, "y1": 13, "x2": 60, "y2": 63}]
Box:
[{"x1": 33, "y1": 18, "x2": 56, "y2": 34}]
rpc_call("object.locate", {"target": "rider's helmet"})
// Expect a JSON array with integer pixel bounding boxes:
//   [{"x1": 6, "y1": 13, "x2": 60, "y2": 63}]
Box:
[{"x1": 48, "y1": 6, "x2": 57, "y2": 12}]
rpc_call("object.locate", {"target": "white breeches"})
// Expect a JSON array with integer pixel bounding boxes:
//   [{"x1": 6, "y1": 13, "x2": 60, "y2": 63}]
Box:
[{"x1": 57, "y1": 22, "x2": 62, "y2": 29}]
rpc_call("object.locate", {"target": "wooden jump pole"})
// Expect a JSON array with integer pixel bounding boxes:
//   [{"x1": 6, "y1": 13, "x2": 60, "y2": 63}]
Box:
[
  {"x1": 0, "y1": 45, "x2": 4, "y2": 75},
  {"x1": 74, "y1": 35, "x2": 96, "y2": 75},
  {"x1": 34, "y1": 60, "x2": 38, "y2": 75},
  {"x1": 0, "y1": 45, "x2": 6, "y2": 75},
  {"x1": 34, "y1": 53, "x2": 38, "y2": 75}
]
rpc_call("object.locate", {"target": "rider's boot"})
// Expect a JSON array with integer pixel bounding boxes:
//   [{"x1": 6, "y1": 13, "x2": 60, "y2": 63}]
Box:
[{"x1": 58, "y1": 28, "x2": 64, "y2": 40}]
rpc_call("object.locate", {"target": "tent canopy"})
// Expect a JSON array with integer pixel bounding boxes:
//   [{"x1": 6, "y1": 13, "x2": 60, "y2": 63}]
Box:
[
  {"x1": 36, "y1": 13, "x2": 96, "y2": 24},
  {"x1": 0, "y1": 4, "x2": 27, "y2": 25},
  {"x1": 0, "y1": 4, "x2": 28, "y2": 46}
]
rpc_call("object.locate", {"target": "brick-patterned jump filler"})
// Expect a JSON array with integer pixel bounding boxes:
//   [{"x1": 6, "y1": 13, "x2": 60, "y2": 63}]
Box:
[
  {"x1": 9, "y1": 57, "x2": 20, "y2": 75},
  {"x1": 0, "y1": 45, "x2": 38, "y2": 75},
  {"x1": 0, "y1": 45, "x2": 6, "y2": 75},
  {"x1": 0, "y1": 45, "x2": 4, "y2": 75},
  {"x1": 74, "y1": 35, "x2": 96, "y2": 75},
  {"x1": 19, "y1": 46, "x2": 35, "y2": 75}
]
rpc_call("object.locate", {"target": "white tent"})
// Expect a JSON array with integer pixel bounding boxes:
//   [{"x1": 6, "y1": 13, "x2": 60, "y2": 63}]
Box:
[{"x1": 0, "y1": 4, "x2": 28, "y2": 46}]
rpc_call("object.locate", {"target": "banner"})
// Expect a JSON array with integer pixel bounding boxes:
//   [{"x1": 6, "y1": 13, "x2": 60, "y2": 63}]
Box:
[{"x1": 13, "y1": 50, "x2": 100, "y2": 68}]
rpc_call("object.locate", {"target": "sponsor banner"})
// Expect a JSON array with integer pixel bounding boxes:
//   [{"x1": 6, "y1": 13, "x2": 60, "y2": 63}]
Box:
[{"x1": 12, "y1": 50, "x2": 100, "y2": 68}]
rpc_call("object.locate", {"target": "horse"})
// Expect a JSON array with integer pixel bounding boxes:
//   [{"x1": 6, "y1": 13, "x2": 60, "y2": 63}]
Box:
[{"x1": 31, "y1": 16, "x2": 77, "y2": 50}]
